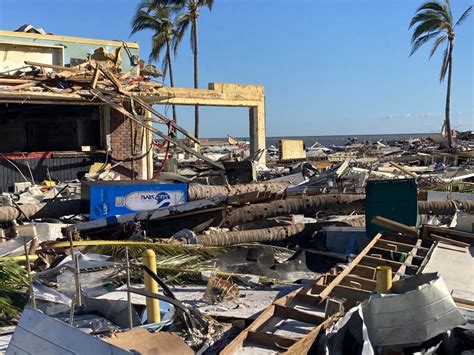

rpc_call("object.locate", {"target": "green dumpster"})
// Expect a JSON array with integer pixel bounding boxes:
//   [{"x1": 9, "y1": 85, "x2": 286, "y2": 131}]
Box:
[{"x1": 365, "y1": 179, "x2": 418, "y2": 238}]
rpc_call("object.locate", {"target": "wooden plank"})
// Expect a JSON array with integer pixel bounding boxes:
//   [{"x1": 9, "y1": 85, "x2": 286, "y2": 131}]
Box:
[
  {"x1": 340, "y1": 274, "x2": 377, "y2": 291},
  {"x1": 330, "y1": 285, "x2": 371, "y2": 308},
  {"x1": 423, "y1": 225, "x2": 474, "y2": 240},
  {"x1": 429, "y1": 234, "x2": 470, "y2": 248},
  {"x1": 360, "y1": 255, "x2": 402, "y2": 270},
  {"x1": 371, "y1": 246, "x2": 423, "y2": 262},
  {"x1": 284, "y1": 314, "x2": 339, "y2": 354},
  {"x1": 97, "y1": 65, "x2": 123, "y2": 90},
  {"x1": 273, "y1": 304, "x2": 324, "y2": 324},
  {"x1": 371, "y1": 216, "x2": 419, "y2": 238},
  {"x1": 315, "y1": 233, "x2": 383, "y2": 301},
  {"x1": 90, "y1": 64, "x2": 101, "y2": 89},
  {"x1": 24, "y1": 60, "x2": 78, "y2": 72},
  {"x1": 351, "y1": 265, "x2": 376, "y2": 279},
  {"x1": 377, "y1": 238, "x2": 427, "y2": 254},
  {"x1": 0, "y1": 78, "x2": 34, "y2": 84},
  {"x1": 246, "y1": 331, "x2": 297, "y2": 349},
  {"x1": 9, "y1": 82, "x2": 38, "y2": 91},
  {"x1": 379, "y1": 233, "x2": 421, "y2": 246},
  {"x1": 389, "y1": 161, "x2": 418, "y2": 178}
]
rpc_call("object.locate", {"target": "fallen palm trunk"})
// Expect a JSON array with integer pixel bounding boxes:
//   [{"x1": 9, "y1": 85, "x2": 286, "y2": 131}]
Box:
[
  {"x1": 196, "y1": 224, "x2": 305, "y2": 246},
  {"x1": 188, "y1": 182, "x2": 291, "y2": 200},
  {"x1": 0, "y1": 200, "x2": 81, "y2": 222},
  {"x1": 418, "y1": 200, "x2": 474, "y2": 215},
  {"x1": 221, "y1": 194, "x2": 365, "y2": 228}
]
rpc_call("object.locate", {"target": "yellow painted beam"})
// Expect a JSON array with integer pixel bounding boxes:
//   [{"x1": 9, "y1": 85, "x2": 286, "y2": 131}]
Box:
[
  {"x1": 0, "y1": 30, "x2": 139, "y2": 48},
  {"x1": 143, "y1": 249, "x2": 160, "y2": 323}
]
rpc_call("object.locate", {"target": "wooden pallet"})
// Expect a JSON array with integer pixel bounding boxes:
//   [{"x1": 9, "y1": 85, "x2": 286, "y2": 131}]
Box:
[{"x1": 221, "y1": 232, "x2": 433, "y2": 354}]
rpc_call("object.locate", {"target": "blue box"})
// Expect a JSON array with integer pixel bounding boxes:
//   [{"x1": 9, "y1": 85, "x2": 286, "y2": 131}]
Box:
[{"x1": 82, "y1": 181, "x2": 188, "y2": 220}]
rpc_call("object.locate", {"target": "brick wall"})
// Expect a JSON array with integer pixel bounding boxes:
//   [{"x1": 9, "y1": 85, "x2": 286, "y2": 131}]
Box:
[{"x1": 109, "y1": 104, "x2": 146, "y2": 179}]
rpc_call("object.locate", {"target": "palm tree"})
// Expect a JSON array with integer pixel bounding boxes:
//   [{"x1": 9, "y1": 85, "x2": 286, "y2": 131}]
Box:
[
  {"x1": 410, "y1": 1, "x2": 472, "y2": 148},
  {"x1": 155, "y1": 0, "x2": 214, "y2": 138},
  {"x1": 131, "y1": 1, "x2": 181, "y2": 123}
]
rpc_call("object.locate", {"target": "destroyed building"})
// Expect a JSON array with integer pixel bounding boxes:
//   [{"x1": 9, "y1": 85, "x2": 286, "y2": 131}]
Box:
[
  {"x1": 0, "y1": 28, "x2": 152, "y2": 188},
  {"x1": 0, "y1": 26, "x2": 473, "y2": 355}
]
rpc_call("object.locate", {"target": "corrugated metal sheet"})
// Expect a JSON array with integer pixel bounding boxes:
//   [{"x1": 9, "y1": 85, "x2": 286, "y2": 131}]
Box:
[{"x1": 0, "y1": 153, "x2": 105, "y2": 192}]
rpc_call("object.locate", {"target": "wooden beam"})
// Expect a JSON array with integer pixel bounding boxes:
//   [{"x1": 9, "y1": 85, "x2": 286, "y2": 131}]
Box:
[
  {"x1": 340, "y1": 274, "x2": 377, "y2": 291},
  {"x1": 351, "y1": 265, "x2": 376, "y2": 279},
  {"x1": 360, "y1": 255, "x2": 402, "y2": 270},
  {"x1": 246, "y1": 331, "x2": 297, "y2": 349},
  {"x1": 273, "y1": 304, "x2": 324, "y2": 324},
  {"x1": 429, "y1": 234, "x2": 470, "y2": 248},
  {"x1": 24, "y1": 61, "x2": 77, "y2": 72},
  {"x1": 423, "y1": 225, "x2": 474, "y2": 240},
  {"x1": 377, "y1": 238, "x2": 428, "y2": 255},
  {"x1": 284, "y1": 315, "x2": 340, "y2": 354},
  {"x1": 372, "y1": 216, "x2": 419, "y2": 238},
  {"x1": 330, "y1": 285, "x2": 371, "y2": 308}
]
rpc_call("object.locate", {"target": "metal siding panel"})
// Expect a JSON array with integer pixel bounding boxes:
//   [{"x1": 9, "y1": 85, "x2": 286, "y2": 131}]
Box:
[{"x1": 0, "y1": 155, "x2": 105, "y2": 191}]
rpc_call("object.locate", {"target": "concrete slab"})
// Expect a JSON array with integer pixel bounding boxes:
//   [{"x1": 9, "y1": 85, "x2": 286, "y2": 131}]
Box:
[{"x1": 422, "y1": 242, "x2": 474, "y2": 303}]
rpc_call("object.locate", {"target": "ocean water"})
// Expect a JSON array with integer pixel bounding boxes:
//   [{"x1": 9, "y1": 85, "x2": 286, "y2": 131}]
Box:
[
  {"x1": 265, "y1": 133, "x2": 432, "y2": 147},
  {"x1": 203, "y1": 133, "x2": 437, "y2": 147}
]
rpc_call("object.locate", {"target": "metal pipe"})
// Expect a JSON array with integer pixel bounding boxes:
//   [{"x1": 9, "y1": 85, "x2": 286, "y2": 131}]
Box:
[
  {"x1": 125, "y1": 247, "x2": 133, "y2": 329},
  {"x1": 23, "y1": 237, "x2": 36, "y2": 309},
  {"x1": 68, "y1": 230, "x2": 82, "y2": 307},
  {"x1": 143, "y1": 249, "x2": 160, "y2": 323}
]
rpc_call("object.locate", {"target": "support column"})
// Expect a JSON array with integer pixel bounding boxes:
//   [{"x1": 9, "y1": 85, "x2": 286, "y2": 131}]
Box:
[{"x1": 249, "y1": 102, "x2": 266, "y2": 164}]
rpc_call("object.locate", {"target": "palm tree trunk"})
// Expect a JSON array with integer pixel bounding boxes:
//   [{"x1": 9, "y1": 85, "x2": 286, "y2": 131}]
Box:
[
  {"x1": 192, "y1": 16, "x2": 199, "y2": 138},
  {"x1": 445, "y1": 40, "x2": 454, "y2": 148},
  {"x1": 166, "y1": 39, "x2": 177, "y2": 124}
]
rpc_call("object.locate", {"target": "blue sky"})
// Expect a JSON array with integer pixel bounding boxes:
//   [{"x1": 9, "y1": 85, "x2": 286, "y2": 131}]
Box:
[{"x1": 0, "y1": 0, "x2": 472, "y2": 137}]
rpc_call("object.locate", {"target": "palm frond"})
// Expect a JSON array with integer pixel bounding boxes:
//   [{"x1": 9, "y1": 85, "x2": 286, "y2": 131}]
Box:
[
  {"x1": 0, "y1": 259, "x2": 28, "y2": 324},
  {"x1": 430, "y1": 34, "x2": 447, "y2": 58},
  {"x1": 411, "y1": 18, "x2": 447, "y2": 43},
  {"x1": 131, "y1": 10, "x2": 161, "y2": 35},
  {"x1": 410, "y1": 31, "x2": 442, "y2": 55},
  {"x1": 0, "y1": 259, "x2": 28, "y2": 292},
  {"x1": 174, "y1": 13, "x2": 192, "y2": 53},
  {"x1": 417, "y1": 1, "x2": 452, "y2": 23},
  {"x1": 131, "y1": 255, "x2": 291, "y2": 285},
  {"x1": 443, "y1": 0, "x2": 453, "y2": 23},
  {"x1": 455, "y1": 5, "x2": 472, "y2": 27},
  {"x1": 149, "y1": 31, "x2": 168, "y2": 62},
  {"x1": 439, "y1": 45, "x2": 450, "y2": 81},
  {"x1": 409, "y1": 10, "x2": 445, "y2": 28},
  {"x1": 73, "y1": 240, "x2": 228, "y2": 260},
  {"x1": 198, "y1": 0, "x2": 214, "y2": 10}
]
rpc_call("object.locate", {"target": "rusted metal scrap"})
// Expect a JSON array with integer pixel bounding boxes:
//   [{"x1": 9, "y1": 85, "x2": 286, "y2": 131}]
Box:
[
  {"x1": 418, "y1": 200, "x2": 474, "y2": 215},
  {"x1": 187, "y1": 182, "x2": 291, "y2": 201},
  {"x1": 221, "y1": 194, "x2": 365, "y2": 228},
  {"x1": 0, "y1": 200, "x2": 81, "y2": 222},
  {"x1": 196, "y1": 223, "x2": 305, "y2": 246}
]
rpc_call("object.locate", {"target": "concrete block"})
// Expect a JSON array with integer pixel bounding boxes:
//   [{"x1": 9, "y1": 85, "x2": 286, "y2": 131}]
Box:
[{"x1": 279, "y1": 139, "x2": 306, "y2": 160}]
